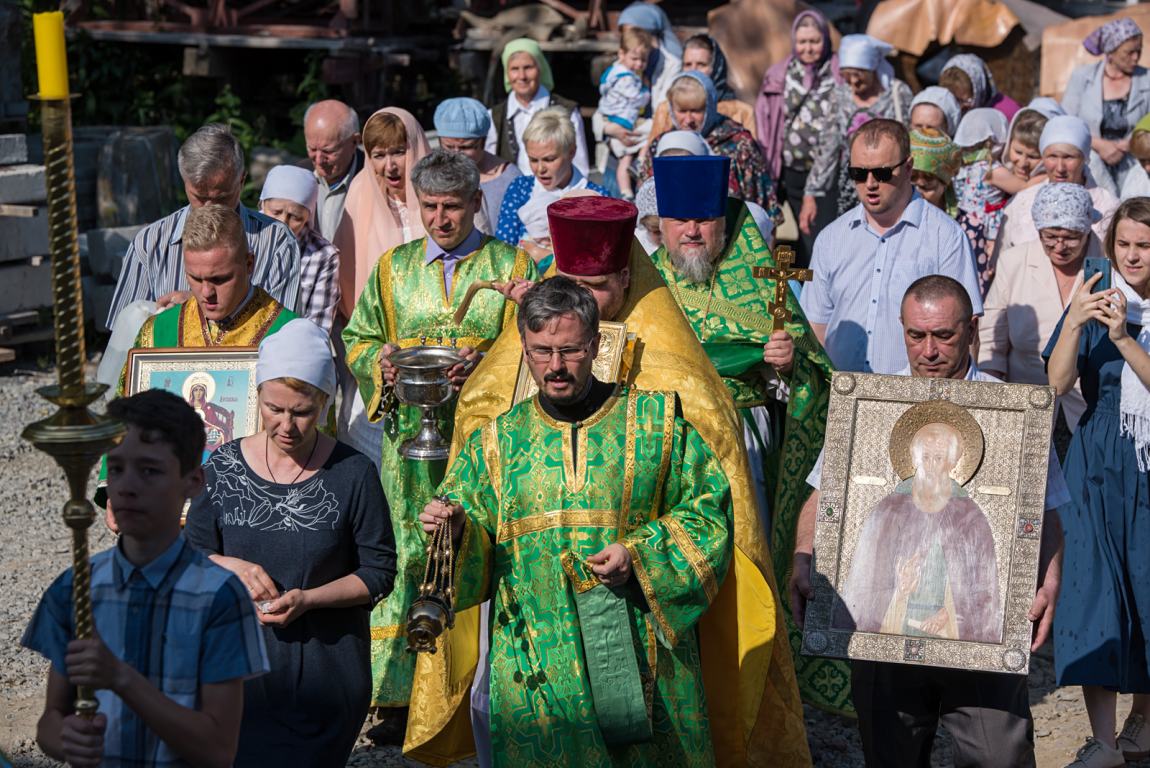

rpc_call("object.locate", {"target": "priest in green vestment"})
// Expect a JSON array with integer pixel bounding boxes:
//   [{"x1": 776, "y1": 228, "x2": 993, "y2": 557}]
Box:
[
  {"x1": 98, "y1": 204, "x2": 297, "y2": 511},
  {"x1": 342, "y1": 150, "x2": 537, "y2": 721},
  {"x1": 406, "y1": 198, "x2": 811, "y2": 767},
  {"x1": 421, "y1": 276, "x2": 733, "y2": 766},
  {"x1": 647, "y1": 157, "x2": 848, "y2": 713}
]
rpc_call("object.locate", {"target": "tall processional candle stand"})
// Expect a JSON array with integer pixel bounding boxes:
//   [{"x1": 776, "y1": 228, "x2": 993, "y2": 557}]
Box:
[{"x1": 22, "y1": 10, "x2": 126, "y2": 718}]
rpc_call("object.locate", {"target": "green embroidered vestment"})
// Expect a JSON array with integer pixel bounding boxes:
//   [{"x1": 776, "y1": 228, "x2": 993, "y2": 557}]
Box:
[
  {"x1": 441, "y1": 387, "x2": 733, "y2": 767},
  {"x1": 342, "y1": 235, "x2": 535, "y2": 706}
]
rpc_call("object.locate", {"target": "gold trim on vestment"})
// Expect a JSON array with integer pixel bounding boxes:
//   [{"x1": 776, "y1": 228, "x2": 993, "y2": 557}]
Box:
[
  {"x1": 652, "y1": 394, "x2": 676, "y2": 520},
  {"x1": 380, "y1": 249, "x2": 397, "y2": 342},
  {"x1": 497, "y1": 509, "x2": 620, "y2": 543},
  {"x1": 625, "y1": 539, "x2": 678, "y2": 648},
  {"x1": 481, "y1": 420, "x2": 502, "y2": 507},
  {"x1": 371, "y1": 624, "x2": 406, "y2": 640},
  {"x1": 676, "y1": 283, "x2": 776, "y2": 337},
  {"x1": 618, "y1": 390, "x2": 638, "y2": 536},
  {"x1": 664, "y1": 517, "x2": 720, "y2": 603}
]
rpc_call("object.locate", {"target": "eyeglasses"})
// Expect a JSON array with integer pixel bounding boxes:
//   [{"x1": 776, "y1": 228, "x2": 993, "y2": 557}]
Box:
[
  {"x1": 525, "y1": 340, "x2": 594, "y2": 363},
  {"x1": 1039, "y1": 232, "x2": 1085, "y2": 248},
  {"x1": 847, "y1": 158, "x2": 908, "y2": 184}
]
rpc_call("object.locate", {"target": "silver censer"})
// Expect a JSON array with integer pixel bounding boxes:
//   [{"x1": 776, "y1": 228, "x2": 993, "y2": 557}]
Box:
[{"x1": 389, "y1": 345, "x2": 467, "y2": 461}]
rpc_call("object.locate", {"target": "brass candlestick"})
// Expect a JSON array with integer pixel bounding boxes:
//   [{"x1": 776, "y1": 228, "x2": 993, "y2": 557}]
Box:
[{"x1": 21, "y1": 82, "x2": 125, "y2": 714}]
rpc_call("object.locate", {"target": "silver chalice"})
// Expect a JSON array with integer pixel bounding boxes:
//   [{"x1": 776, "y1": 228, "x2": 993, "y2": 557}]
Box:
[{"x1": 389, "y1": 345, "x2": 466, "y2": 461}]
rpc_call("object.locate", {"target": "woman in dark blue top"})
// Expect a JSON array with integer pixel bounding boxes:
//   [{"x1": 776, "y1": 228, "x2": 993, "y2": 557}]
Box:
[
  {"x1": 185, "y1": 319, "x2": 397, "y2": 767},
  {"x1": 1046, "y1": 198, "x2": 1150, "y2": 765}
]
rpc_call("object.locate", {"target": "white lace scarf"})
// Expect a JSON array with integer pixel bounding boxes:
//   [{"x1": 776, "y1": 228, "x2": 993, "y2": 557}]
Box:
[{"x1": 1116, "y1": 271, "x2": 1150, "y2": 471}]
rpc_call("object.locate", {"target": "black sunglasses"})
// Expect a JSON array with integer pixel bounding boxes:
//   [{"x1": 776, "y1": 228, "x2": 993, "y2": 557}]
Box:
[{"x1": 847, "y1": 157, "x2": 909, "y2": 184}]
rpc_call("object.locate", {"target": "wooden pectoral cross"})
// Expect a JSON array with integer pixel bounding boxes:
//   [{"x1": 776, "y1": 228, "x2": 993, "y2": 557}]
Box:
[{"x1": 752, "y1": 245, "x2": 813, "y2": 332}]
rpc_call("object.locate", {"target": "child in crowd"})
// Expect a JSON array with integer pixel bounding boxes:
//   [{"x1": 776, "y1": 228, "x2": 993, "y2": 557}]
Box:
[
  {"x1": 994, "y1": 108, "x2": 1049, "y2": 191},
  {"x1": 952, "y1": 107, "x2": 1012, "y2": 296},
  {"x1": 599, "y1": 27, "x2": 652, "y2": 200},
  {"x1": 23, "y1": 390, "x2": 268, "y2": 768}
]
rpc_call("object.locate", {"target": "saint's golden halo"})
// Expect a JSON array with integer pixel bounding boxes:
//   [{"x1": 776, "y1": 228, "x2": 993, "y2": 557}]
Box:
[
  {"x1": 181, "y1": 370, "x2": 216, "y2": 404},
  {"x1": 888, "y1": 399, "x2": 985, "y2": 485}
]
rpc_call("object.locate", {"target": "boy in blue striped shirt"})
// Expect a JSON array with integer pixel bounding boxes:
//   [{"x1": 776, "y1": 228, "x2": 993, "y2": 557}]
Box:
[{"x1": 23, "y1": 390, "x2": 268, "y2": 768}]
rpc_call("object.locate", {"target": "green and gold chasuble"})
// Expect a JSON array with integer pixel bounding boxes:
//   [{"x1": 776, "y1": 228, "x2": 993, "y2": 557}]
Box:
[
  {"x1": 342, "y1": 235, "x2": 535, "y2": 706},
  {"x1": 650, "y1": 203, "x2": 849, "y2": 715},
  {"x1": 443, "y1": 387, "x2": 732, "y2": 767}
]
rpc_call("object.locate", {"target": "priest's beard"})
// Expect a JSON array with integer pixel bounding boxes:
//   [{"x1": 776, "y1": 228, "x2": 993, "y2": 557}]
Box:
[
  {"x1": 911, "y1": 470, "x2": 952, "y2": 514},
  {"x1": 669, "y1": 232, "x2": 727, "y2": 285}
]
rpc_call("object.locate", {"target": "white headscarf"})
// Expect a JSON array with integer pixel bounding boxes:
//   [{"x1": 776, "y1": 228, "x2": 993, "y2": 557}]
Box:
[
  {"x1": 256, "y1": 318, "x2": 337, "y2": 397},
  {"x1": 953, "y1": 107, "x2": 1008, "y2": 150},
  {"x1": 1115, "y1": 269, "x2": 1150, "y2": 471},
  {"x1": 260, "y1": 165, "x2": 320, "y2": 227},
  {"x1": 911, "y1": 86, "x2": 962, "y2": 136},
  {"x1": 655, "y1": 130, "x2": 714, "y2": 158},
  {"x1": 837, "y1": 34, "x2": 896, "y2": 89},
  {"x1": 1040, "y1": 115, "x2": 1092, "y2": 158}
]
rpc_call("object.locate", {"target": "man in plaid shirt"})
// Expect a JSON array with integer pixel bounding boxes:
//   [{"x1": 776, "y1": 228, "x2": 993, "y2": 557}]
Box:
[{"x1": 23, "y1": 390, "x2": 268, "y2": 768}]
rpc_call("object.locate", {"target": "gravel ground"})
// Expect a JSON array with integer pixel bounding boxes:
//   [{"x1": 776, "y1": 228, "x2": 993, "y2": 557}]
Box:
[{"x1": 0, "y1": 367, "x2": 1147, "y2": 768}]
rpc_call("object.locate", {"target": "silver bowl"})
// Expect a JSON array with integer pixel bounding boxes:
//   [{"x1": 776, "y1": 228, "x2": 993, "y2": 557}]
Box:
[{"x1": 389, "y1": 346, "x2": 466, "y2": 461}]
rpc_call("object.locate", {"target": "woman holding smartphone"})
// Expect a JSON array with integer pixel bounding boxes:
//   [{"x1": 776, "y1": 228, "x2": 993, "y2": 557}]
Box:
[{"x1": 1046, "y1": 197, "x2": 1150, "y2": 768}]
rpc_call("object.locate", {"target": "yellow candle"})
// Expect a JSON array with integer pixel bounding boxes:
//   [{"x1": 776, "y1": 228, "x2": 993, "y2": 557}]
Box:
[{"x1": 33, "y1": 12, "x2": 70, "y2": 99}]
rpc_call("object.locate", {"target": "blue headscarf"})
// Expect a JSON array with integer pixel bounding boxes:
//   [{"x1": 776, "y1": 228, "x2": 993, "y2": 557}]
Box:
[
  {"x1": 618, "y1": 2, "x2": 683, "y2": 58},
  {"x1": 667, "y1": 70, "x2": 721, "y2": 136}
]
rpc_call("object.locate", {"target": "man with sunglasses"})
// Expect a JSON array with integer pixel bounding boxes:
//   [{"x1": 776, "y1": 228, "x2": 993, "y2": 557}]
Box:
[{"x1": 800, "y1": 118, "x2": 982, "y2": 375}]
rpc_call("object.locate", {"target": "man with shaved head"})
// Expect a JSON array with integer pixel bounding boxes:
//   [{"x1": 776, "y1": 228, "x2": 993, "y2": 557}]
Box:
[{"x1": 305, "y1": 99, "x2": 363, "y2": 240}]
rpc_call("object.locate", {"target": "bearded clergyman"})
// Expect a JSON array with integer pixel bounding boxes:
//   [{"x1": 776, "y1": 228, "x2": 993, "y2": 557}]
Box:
[{"x1": 835, "y1": 422, "x2": 1001, "y2": 644}]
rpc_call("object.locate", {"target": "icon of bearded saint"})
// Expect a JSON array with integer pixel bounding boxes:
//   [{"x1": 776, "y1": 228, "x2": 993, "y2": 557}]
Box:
[{"x1": 834, "y1": 404, "x2": 1002, "y2": 644}]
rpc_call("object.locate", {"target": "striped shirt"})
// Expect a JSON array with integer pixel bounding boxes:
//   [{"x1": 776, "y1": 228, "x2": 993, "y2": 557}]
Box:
[
  {"x1": 298, "y1": 228, "x2": 340, "y2": 333},
  {"x1": 106, "y1": 204, "x2": 302, "y2": 328},
  {"x1": 800, "y1": 193, "x2": 982, "y2": 374},
  {"x1": 22, "y1": 536, "x2": 269, "y2": 768}
]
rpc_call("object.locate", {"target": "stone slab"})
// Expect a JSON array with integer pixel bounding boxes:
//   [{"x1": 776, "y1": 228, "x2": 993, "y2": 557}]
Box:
[
  {"x1": 0, "y1": 258, "x2": 52, "y2": 315},
  {"x1": 82, "y1": 276, "x2": 117, "y2": 333},
  {"x1": 84, "y1": 225, "x2": 143, "y2": 280},
  {"x1": 0, "y1": 164, "x2": 45, "y2": 204},
  {"x1": 0, "y1": 206, "x2": 48, "y2": 261},
  {"x1": 0, "y1": 134, "x2": 26, "y2": 165}
]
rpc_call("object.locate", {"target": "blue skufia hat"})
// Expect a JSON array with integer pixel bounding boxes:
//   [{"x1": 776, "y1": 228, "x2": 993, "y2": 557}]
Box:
[
  {"x1": 433, "y1": 97, "x2": 491, "y2": 139},
  {"x1": 652, "y1": 156, "x2": 730, "y2": 219}
]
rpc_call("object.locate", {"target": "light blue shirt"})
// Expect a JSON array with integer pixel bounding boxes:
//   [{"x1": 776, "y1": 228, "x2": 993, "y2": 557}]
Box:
[
  {"x1": 425, "y1": 227, "x2": 484, "y2": 296},
  {"x1": 800, "y1": 193, "x2": 982, "y2": 374}
]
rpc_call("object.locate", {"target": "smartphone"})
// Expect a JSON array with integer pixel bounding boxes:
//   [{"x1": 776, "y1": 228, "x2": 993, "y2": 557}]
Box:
[{"x1": 1084, "y1": 256, "x2": 1111, "y2": 292}]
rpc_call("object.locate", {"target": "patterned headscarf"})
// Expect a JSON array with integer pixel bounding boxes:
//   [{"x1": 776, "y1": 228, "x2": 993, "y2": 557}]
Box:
[
  {"x1": 910, "y1": 128, "x2": 961, "y2": 184},
  {"x1": 1031, "y1": 182, "x2": 1100, "y2": 232},
  {"x1": 635, "y1": 178, "x2": 659, "y2": 219},
  {"x1": 790, "y1": 10, "x2": 835, "y2": 89},
  {"x1": 1084, "y1": 17, "x2": 1143, "y2": 56},
  {"x1": 942, "y1": 54, "x2": 1000, "y2": 109}
]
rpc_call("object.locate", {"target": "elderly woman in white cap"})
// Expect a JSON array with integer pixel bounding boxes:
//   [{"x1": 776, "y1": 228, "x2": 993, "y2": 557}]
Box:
[
  {"x1": 1063, "y1": 17, "x2": 1150, "y2": 198},
  {"x1": 999, "y1": 115, "x2": 1120, "y2": 252},
  {"x1": 799, "y1": 33, "x2": 913, "y2": 234},
  {"x1": 260, "y1": 165, "x2": 340, "y2": 332},
  {"x1": 980, "y1": 183, "x2": 1099, "y2": 440},
  {"x1": 434, "y1": 97, "x2": 521, "y2": 234},
  {"x1": 185, "y1": 318, "x2": 396, "y2": 768}
]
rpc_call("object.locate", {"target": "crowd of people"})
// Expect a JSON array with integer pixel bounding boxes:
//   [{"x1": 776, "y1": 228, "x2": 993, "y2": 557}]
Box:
[{"x1": 18, "y1": 5, "x2": 1150, "y2": 768}]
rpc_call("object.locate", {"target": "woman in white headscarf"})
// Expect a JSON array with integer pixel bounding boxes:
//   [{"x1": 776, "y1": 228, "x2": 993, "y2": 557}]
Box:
[
  {"x1": 799, "y1": 33, "x2": 913, "y2": 233},
  {"x1": 260, "y1": 165, "x2": 340, "y2": 333},
  {"x1": 1046, "y1": 196, "x2": 1150, "y2": 768},
  {"x1": 910, "y1": 86, "x2": 962, "y2": 137},
  {"x1": 185, "y1": 318, "x2": 397, "y2": 768},
  {"x1": 999, "y1": 115, "x2": 1120, "y2": 251},
  {"x1": 1063, "y1": 17, "x2": 1150, "y2": 198}
]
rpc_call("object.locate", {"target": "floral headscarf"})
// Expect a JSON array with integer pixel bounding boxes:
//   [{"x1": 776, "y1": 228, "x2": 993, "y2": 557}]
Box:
[
  {"x1": 942, "y1": 54, "x2": 1000, "y2": 109},
  {"x1": 1084, "y1": 17, "x2": 1142, "y2": 56},
  {"x1": 910, "y1": 128, "x2": 961, "y2": 185},
  {"x1": 1031, "y1": 182, "x2": 1100, "y2": 232}
]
